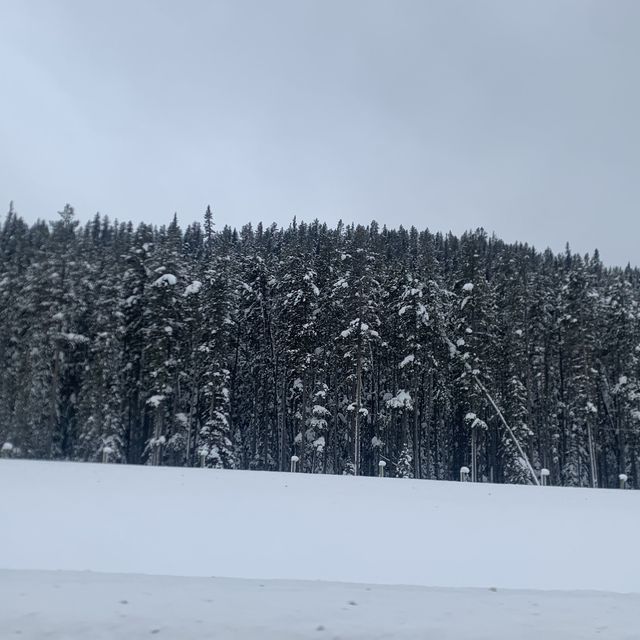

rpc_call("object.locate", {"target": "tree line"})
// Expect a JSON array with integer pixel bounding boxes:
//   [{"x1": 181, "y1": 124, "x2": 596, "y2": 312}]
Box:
[{"x1": 1, "y1": 203, "x2": 639, "y2": 488}]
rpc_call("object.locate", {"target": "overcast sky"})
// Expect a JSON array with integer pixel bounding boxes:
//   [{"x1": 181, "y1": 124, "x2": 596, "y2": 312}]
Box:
[{"x1": 1, "y1": 0, "x2": 639, "y2": 265}]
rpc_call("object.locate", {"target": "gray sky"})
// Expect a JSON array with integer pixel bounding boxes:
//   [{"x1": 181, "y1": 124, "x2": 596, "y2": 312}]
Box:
[{"x1": 1, "y1": 0, "x2": 639, "y2": 265}]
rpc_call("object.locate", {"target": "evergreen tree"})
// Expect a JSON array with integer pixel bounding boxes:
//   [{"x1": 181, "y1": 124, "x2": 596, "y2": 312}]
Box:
[{"x1": 1, "y1": 209, "x2": 639, "y2": 488}]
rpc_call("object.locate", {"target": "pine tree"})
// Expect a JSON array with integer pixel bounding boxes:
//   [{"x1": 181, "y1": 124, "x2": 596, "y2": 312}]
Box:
[{"x1": 0, "y1": 209, "x2": 639, "y2": 488}]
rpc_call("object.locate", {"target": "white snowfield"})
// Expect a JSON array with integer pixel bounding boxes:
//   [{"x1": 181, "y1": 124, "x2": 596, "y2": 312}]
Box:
[
  {"x1": 3, "y1": 570, "x2": 640, "y2": 640},
  {"x1": 2, "y1": 459, "x2": 640, "y2": 639}
]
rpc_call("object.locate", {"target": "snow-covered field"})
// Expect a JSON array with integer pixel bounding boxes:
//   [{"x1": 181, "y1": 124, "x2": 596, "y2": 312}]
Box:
[
  {"x1": 4, "y1": 570, "x2": 640, "y2": 640},
  {"x1": 2, "y1": 460, "x2": 640, "y2": 638}
]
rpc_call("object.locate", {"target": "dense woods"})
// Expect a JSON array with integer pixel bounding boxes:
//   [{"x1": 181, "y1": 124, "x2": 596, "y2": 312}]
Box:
[{"x1": 1, "y1": 203, "x2": 639, "y2": 488}]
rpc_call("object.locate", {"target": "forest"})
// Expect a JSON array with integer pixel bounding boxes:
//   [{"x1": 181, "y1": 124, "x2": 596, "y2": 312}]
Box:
[{"x1": 0, "y1": 203, "x2": 639, "y2": 488}]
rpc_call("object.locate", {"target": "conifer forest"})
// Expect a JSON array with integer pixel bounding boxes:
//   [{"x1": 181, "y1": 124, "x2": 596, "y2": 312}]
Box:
[{"x1": 1, "y1": 204, "x2": 639, "y2": 488}]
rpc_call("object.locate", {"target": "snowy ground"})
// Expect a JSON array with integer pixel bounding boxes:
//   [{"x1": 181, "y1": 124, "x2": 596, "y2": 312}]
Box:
[
  {"x1": 2, "y1": 460, "x2": 640, "y2": 638},
  {"x1": 3, "y1": 570, "x2": 640, "y2": 640}
]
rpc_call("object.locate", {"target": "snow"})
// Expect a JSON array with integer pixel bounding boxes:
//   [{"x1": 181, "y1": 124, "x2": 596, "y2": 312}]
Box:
[
  {"x1": 399, "y1": 354, "x2": 415, "y2": 368},
  {"x1": 312, "y1": 405, "x2": 330, "y2": 417},
  {"x1": 5, "y1": 569, "x2": 640, "y2": 640},
  {"x1": 386, "y1": 390, "x2": 413, "y2": 409},
  {"x1": 3, "y1": 460, "x2": 639, "y2": 592},
  {"x1": 146, "y1": 394, "x2": 165, "y2": 407},
  {"x1": 153, "y1": 273, "x2": 177, "y2": 287},
  {"x1": 183, "y1": 280, "x2": 202, "y2": 296},
  {"x1": 462, "y1": 282, "x2": 474, "y2": 292},
  {"x1": 61, "y1": 332, "x2": 90, "y2": 344},
  {"x1": 371, "y1": 435, "x2": 383, "y2": 448},
  {"x1": 3, "y1": 461, "x2": 640, "y2": 637},
  {"x1": 1, "y1": 442, "x2": 13, "y2": 452}
]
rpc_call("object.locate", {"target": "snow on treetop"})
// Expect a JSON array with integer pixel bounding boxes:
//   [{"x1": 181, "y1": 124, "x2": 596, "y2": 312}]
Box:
[
  {"x1": 462, "y1": 282, "x2": 474, "y2": 292},
  {"x1": 464, "y1": 412, "x2": 487, "y2": 429},
  {"x1": 1, "y1": 442, "x2": 13, "y2": 452},
  {"x1": 460, "y1": 466, "x2": 470, "y2": 474},
  {"x1": 153, "y1": 273, "x2": 177, "y2": 287},
  {"x1": 183, "y1": 280, "x2": 202, "y2": 296},
  {"x1": 619, "y1": 473, "x2": 628, "y2": 481},
  {"x1": 61, "y1": 332, "x2": 89, "y2": 344},
  {"x1": 387, "y1": 390, "x2": 413, "y2": 410},
  {"x1": 146, "y1": 395, "x2": 165, "y2": 407},
  {"x1": 399, "y1": 354, "x2": 415, "y2": 369},
  {"x1": 175, "y1": 413, "x2": 189, "y2": 425}
]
